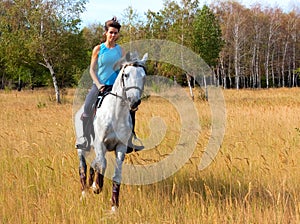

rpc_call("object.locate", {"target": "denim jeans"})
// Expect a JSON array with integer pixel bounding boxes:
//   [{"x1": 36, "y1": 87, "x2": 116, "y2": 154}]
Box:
[{"x1": 82, "y1": 84, "x2": 99, "y2": 118}]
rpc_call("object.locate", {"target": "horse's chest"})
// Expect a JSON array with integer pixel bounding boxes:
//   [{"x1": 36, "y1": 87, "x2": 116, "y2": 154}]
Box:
[{"x1": 103, "y1": 131, "x2": 129, "y2": 151}]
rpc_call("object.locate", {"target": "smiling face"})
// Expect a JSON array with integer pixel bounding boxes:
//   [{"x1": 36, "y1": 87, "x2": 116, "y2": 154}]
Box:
[{"x1": 105, "y1": 27, "x2": 119, "y2": 43}]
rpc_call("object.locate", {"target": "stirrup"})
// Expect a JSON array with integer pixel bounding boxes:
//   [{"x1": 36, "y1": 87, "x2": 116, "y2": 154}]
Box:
[{"x1": 75, "y1": 138, "x2": 91, "y2": 151}]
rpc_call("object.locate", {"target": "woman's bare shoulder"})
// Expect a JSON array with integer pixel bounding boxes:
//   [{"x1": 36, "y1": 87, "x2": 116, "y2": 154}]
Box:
[
  {"x1": 93, "y1": 44, "x2": 101, "y2": 52},
  {"x1": 91, "y1": 44, "x2": 101, "y2": 57}
]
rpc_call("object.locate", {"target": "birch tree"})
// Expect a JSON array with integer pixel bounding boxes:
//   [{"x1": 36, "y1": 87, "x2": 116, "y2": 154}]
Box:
[
  {"x1": 263, "y1": 7, "x2": 281, "y2": 88},
  {"x1": 215, "y1": 2, "x2": 249, "y2": 89},
  {"x1": 233, "y1": 4, "x2": 248, "y2": 89},
  {"x1": 249, "y1": 4, "x2": 264, "y2": 88},
  {"x1": 286, "y1": 10, "x2": 299, "y2": 87}
]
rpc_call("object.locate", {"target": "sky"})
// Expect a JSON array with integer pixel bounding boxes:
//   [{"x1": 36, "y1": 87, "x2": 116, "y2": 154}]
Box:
[{"x1": 80, "y1": 0, "x2": 299, "y2": 26}]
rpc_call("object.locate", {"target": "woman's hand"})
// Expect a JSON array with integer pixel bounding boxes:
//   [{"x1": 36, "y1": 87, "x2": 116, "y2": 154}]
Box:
[{"x1": 98, "y1": 85, "x2": 105, "y2": 93}]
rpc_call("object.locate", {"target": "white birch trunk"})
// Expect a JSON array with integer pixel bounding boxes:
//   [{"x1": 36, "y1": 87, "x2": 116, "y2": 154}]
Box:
[
  {"x1": 251, "y1": 42, "x2": 256, "y2": 88},
  {"x1": 234, "y1": 23, "x2": 240, "y2": 90},
  {"x1": 291, "y1": 21, "x2": 297, "y2": 87},
  {"x1": 281, "y1": 40, "x2": 288, "y2": 87},
  {"x1": 271, "y1": 48, "x2": 275, "y2": 87},
  {"x1": 44, "y1": 57, "x2": 61, "y2": 103}
]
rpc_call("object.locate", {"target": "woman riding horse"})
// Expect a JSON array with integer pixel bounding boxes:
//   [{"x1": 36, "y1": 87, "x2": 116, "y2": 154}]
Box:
[
  {"x1": 75, "y1": 17, "x2": 145, "y2": 210},
  {"x1": 75, "y1": 17, "x2": 138, "y2": 152}
]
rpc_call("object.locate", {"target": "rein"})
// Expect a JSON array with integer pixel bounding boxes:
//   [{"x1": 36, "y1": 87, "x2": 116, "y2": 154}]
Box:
[{"x1": 108, "y1": 63, "x2": 145, "y2": 103}]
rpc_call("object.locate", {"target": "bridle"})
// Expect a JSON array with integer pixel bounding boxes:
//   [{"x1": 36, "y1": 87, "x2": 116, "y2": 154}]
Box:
[{"x1": 109, "y1": 62, "x2": 146, "y2": 109}]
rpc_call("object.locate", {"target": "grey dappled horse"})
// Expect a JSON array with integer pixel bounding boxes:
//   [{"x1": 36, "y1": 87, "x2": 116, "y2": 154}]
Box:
[{"x1": 75, "y1": 52, "x2": 148, "y2": 211}]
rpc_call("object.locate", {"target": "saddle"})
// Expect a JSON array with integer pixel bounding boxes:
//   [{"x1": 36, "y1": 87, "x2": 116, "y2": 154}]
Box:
[{"x1": 95, "y1": 85, "x2": 113, "y2": 110}]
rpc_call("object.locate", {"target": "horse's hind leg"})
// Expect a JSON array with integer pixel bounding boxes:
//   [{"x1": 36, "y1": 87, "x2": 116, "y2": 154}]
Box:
[
  {"x1": 79, "y1": 167, "x2": 86, "y2": 191},
  {"x1": 88, "y1": 167, "x2": 95, "y2": 187},
  {"x1": 78, "y1": 153, "x2": 88, "y2": 200},
  {"x1": 111, "y1": 182, "x2": 121, "y2": 209}
]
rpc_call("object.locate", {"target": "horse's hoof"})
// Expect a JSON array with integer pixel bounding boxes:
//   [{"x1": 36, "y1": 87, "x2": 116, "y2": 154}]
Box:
[
  {"x1": 91, "y1": 182, "x2": 102, "y2": 194},
  {"x1": 93, "y1": 188, "x2": 101, "y2": 194},
  {"x1": 80, "y1": 191, "x2": 87, "y2": 201},
  {"x1": 111, "y1": 206, "x2": 118, "y2": 213}
]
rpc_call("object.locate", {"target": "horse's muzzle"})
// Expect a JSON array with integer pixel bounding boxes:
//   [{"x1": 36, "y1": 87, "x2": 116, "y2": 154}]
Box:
[{"x1": 130, "y1": 99, "x2": 141, "y2": 111}]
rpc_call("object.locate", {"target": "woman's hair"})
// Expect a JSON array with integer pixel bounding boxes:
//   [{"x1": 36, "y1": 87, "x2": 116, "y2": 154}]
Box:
[
  {"x1": 100, "y1": 16, "x2": 121, "y2": 43},
  {"x1": 104, "y1": 16, "x2": 121, "y2": 32}
]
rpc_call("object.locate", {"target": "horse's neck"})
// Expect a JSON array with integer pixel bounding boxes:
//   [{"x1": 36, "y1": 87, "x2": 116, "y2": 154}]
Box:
[
  {"x1": 112, "y1": 66, "x2": 124, "y2": 93},
  {"x1": 110, "y1": 83, "x2": 129, "y2": 120},
  {"x1": 111, "y1": 73, "x2": 124, "y2": 103},
  {"x1": 111, "y1": 83, "x2": 122, "y2": 96}
]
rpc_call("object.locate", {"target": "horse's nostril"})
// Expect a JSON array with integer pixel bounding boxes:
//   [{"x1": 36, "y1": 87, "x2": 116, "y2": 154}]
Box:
[{"x1": 131, "y1": 99, "x2": 141, "y2": 110}]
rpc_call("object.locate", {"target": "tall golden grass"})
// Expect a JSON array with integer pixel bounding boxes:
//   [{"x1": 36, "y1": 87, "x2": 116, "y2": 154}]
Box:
[{"x1": 1, "y1": 87, "x2": 300, "y2": 223}]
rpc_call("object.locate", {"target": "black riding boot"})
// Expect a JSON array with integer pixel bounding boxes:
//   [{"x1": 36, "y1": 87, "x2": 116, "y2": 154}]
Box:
[
  {"x1": 126, "y1": 110, "x2": 144, "y2": 153},
  {"x1": 126, "y1": 110, "x2": 136, "y2": 154},
  {"x1": 76, "y1": 116, "x2": 93, "y2": 151}
]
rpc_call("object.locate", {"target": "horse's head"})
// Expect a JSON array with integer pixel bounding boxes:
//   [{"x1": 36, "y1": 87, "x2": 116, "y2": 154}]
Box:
[{"x1": 118, "y1": 52, "x2": 148, "y2": 111}]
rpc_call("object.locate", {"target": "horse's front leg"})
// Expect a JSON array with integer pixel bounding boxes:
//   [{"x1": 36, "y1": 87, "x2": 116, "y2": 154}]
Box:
[{"x1": 111, "y1": 146, "x2": 126, "y2": 209}]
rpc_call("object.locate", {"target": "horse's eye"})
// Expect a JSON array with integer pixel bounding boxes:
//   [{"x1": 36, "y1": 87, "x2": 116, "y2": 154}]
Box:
[{"x1": 124, "y1": 73, "x2": 129, "y2": 78}]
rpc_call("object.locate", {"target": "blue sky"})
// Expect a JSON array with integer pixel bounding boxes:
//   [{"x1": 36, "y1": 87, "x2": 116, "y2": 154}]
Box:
[
  {"x1": 80, "y1": 0, "x2": 164, "y2": 26},
  {"x1": 80, "y1": 0, "x2": 298, "y2": 26}
]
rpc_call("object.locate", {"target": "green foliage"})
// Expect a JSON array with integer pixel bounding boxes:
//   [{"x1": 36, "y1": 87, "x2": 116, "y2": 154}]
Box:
[
  {"x1": 0, "y1": 0, "x2": 88, "y2": 90},
  {"x1": 0, "y1": 0, "x2": 222, "y2": 88},
  {"x1": 120, "y1": 6, "x2": 146, "y2": 42},
  {"x1": 81, "y1": 23, "x2": 105, "y2": 50},
  {"x1": 193, "y1": 5, "x2": 224, "y2": 67},
  {"x1": 140, "y1": 0, "x2": 200, "y2": 84},
  {"x1": 1, "y1": 1, "x2": 298, "y2": 89}
]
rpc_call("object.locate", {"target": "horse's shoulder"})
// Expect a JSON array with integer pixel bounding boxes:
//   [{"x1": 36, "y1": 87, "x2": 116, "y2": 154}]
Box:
[{"x1": 95, "y1": 103, "x2": 114, "y2": 121}]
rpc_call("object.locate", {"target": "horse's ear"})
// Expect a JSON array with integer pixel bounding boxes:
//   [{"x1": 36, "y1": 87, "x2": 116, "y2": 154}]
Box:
[
  {"x1": 141, "y1": 53, "x2": 148, "y2": 64},
  {"x1": 125, "y1": 52, "x2": 131, "y2": 62},
  {"x1": 113, "y1": 57, "x2": 125, "y2": 71}
]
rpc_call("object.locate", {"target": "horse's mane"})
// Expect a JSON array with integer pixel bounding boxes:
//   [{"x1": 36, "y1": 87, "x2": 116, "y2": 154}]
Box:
[
  {"x1": 114, "y1": 52, "x2": 143, "y2": 69},
  {"x1": 112, "y1": 52, "x2": 145, "y2": 92}
]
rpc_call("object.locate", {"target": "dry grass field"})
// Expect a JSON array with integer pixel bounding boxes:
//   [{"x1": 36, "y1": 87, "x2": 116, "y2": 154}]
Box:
[{"x1": 1, "y1": 87, "x2": 300, "y2": 223}]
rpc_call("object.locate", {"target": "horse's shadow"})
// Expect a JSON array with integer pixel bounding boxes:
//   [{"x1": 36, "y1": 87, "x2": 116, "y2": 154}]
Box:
[{"x1": 127, "y1": 170, "x2": 281, "y2": 208}]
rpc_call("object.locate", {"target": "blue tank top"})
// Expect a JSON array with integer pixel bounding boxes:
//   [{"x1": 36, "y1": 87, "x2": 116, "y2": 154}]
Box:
[{"x1": 97, "y1": 43, "x2": 122, "y2": 85}]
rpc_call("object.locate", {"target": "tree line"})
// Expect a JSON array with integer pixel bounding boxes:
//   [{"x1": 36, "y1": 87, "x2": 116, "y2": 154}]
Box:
[{"x1": 1, "y1": 0, "x2": 299, "y2": 102}]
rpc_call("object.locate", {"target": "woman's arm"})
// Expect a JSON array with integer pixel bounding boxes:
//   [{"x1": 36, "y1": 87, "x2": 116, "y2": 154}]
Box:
[{"x1": 89, "y1": 45, "x2": 104, "y2": 91}]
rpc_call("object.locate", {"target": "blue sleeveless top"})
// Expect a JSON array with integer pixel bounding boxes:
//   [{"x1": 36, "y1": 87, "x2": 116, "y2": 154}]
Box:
[{"x1": 97, "y1": 43, "x2": 122, "y2": 85}]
